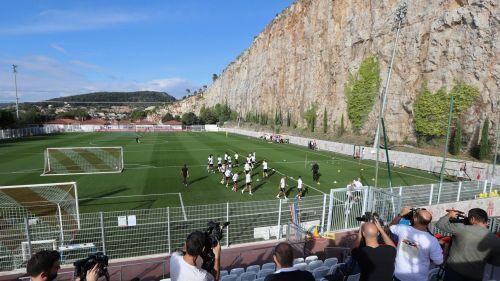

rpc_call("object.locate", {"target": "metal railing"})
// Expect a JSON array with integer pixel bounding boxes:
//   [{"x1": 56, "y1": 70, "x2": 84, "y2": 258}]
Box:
[{"x1": 1, "y1": 181, "x2": 498, "y2": 272}]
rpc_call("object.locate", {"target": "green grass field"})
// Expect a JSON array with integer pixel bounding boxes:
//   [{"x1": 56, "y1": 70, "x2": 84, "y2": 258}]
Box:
[{"x1": 0, "y1": 132, "x2": 443, "y2": 213}]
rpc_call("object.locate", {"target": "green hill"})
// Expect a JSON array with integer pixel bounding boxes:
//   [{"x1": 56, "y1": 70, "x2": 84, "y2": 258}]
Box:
[{"x1": 47, "y1": 91, "x2": 176, "y2": 104}]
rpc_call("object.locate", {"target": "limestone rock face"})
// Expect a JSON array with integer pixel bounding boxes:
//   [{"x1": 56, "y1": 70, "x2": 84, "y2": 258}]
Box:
[{"x1": 168, "y1": 0, "x2": 499, "y2": 142}]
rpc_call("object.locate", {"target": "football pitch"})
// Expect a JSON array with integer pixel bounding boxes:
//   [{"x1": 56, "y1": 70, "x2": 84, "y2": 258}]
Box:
[{"x1": 0, "y1": 132, "x2": 443, "y2": 213}]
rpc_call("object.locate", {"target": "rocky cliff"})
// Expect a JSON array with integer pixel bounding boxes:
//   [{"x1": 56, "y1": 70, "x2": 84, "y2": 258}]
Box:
[{"x1": 168, "y1": 0, "x2": 499, "y2": 142}]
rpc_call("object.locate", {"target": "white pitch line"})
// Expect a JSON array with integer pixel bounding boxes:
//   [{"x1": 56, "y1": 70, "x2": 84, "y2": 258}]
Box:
[
  {"x1": 273, "y1": 168, "x2": 326, "y2": 195},
  {"x1": 178, "y1": 192, "x2": 187, "y2": 221}
]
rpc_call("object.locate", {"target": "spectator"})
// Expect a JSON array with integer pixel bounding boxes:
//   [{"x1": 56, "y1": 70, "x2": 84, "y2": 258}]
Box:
[
  {"x1": 170, "y1": 230, "x2": 220, "y2": 281},
  {"x1": 436, "y1": 208, "x2": 500, "y2": 281},
  {"x1": 352, "y1": 220, "x2": 396, "y2": 281},
  {"x1": 389, "y1": 208, "x2": 443, "y2": 281},
  {"x1": 265, "y1": 242, "x2": 314, "y2": 281},
  {"x1": 26, "y1": 250, "x2": 60, "y2": 281}
]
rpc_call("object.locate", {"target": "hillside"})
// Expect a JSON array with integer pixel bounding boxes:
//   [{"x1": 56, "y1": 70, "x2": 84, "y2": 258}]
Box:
[
  {"x1": 48, "y1": 91, "x2": 176, "y2": 103},
  {"x1": 166, "y1": 0, "x2": 498, "y2": 143}
]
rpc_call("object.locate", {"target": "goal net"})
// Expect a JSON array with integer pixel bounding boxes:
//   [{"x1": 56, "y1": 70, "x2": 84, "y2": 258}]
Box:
[
  {"x1": 0, "y1": 182, "x2": 80, "y2": 227},
  {"x1": 43, "y1": 146, "x2": 124, "y2": 176}
]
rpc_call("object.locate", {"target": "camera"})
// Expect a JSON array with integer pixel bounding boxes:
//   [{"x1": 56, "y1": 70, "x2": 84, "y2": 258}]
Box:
[
  {"x1": 400, "y1": 208, "x2": 422, "y2": 225},
  {"x1": 74, "y1": 252, "x2": 109, "y2": 281},
  {"x1": 356, "y1": 212, "x2": 380, "y2": 223},
  {"x1": 446, "y1": 210, "x2": 470, "y2": 225},
  {"x1": 200, "y1": 221, "x2": 230, "y2": 274}
]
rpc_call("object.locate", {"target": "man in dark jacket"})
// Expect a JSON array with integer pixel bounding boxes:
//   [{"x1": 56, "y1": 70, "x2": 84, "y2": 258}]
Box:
[{"x1": 265, "y1": 242, "x2": 314, "y2": 281}]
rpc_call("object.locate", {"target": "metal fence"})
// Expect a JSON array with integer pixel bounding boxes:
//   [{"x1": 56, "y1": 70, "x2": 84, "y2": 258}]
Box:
[
  {"x1": 1, "y1": 181, "x2": 497, "y2": 272},
  {"x1": 0, "y1": 127, "x2": 60, "y2": 140}
]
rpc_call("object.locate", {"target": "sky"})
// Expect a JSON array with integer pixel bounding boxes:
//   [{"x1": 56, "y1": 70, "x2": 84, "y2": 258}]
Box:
[{"x1": 0, "y1": 1, "x2": 293, "y2": 101}]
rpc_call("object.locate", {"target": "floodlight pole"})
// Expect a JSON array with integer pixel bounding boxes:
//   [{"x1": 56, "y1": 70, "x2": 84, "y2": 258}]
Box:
[
  {"x1": 438, "y1": 95, "x2": 455, "y2": 193},
  {"x1": 374, "y1": 3, "x2": 407, "y2": 188},
  {"x1": 12, "y1": 64, "x2": 20, "y2": 119}
]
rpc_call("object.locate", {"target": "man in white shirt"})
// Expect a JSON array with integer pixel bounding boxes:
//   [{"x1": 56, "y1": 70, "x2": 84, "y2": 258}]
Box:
[
  {"x1": 234, "y1": 153, "x2": 239, "y2": 167},
  {"x1": 297, "y1": 176, "x2": 303, "y2": 199},
  {"x1": 353, "y1": 178, "x2": 363, "y2": 188},
  {"x1": 232, "y1": 172, "x2": 239, "y2": 192},
  {"x1": 389, "y1": 208, "x2": 443, "y2": 281},
  {"x1": 244, "y1": 162, "x2": 251, "y2": 174},
  {"x1": 217, "y1": 156, "x2": 222, "y2": 172},
  {"x1": 276, "y1": 176, "x2": 287, "y2": 199},
  {"x1": 224, "y1": 168, "x2": 232, "y2": 187},
  {"x1": 262, "y1": 160, "x2": 269, "y2": 178},
  {"x1": 242, "y1": 172, "x2": 252, "y2": 195},
  {"x1": 170, "y1": 231, "x2": 220, "y2": 281},
  {"x1": 207, "y1": 155, "x2": 214, "y2": 173}
]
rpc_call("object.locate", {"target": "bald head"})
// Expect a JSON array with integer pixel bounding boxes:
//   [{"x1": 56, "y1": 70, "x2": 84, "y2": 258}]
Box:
[
  {"x1": 416, "y1": 210, "x2": 432, "y2": 226},
  {"x1": 361, "y1": 222, "x2": 379, "y2": 239}
]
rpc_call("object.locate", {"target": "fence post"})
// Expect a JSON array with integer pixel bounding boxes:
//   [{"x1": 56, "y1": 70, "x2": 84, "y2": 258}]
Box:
[
  {"x1": 361, "y1": 187, "x2": 368, "y2": 214},
  {"x1": 326, "y1": 189, "x2": 334, "y2": 233},
  {"x1": 167, "y1": 207, "x2": 171, "y2": 254},
  {"x1": 277, "y1": 199, "x2": 282, "y2": 240},
  {"x1": 429, "y1": 184, "x2": 434, "y2": 206},
  {"x1": 226, "y1": 202, "x2": 229, "y2": 247},
  {"x1": 99, "y1": 212, "x2": 106, "y2": 254},
  {"x1": 24, "y1": 216, "x2": 32, "y2": 259},
  {"x1": 437, "y1": 182, "x2": 442, "y2": 204},
  {"x1": 57, "y1": 204, "x2": 64, "y2": 246},
  {"x1": 320, "y1": 194, "x2": 327, "y2": 234},
  {"x1": 483, "y1": 180, "x2": 488, "y2": 194},
  {"x1": 456, "y1": 182, "x2": 462, "y2": 202}
]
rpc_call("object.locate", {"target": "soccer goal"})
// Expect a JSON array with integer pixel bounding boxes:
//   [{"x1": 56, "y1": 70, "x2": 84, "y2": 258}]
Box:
[
  {"x1": 0, "y1": 182, "x2": 80, "y2": 229},
  {"x1": 42, "y1": 146, "x2": 124, "y2": 176}
]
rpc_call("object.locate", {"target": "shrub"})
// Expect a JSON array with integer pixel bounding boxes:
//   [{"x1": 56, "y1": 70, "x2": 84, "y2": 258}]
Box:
[
  {"x1": 479, "y1": 118, "x2": 490, "y2": 160},
  {"x1": 344, "y1": 56, "x2": 381, "y2": 132}
]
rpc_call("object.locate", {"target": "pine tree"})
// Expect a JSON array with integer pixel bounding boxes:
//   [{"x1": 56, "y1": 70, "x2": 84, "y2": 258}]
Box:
[
  {"x1": 339, "y1": 114, "x2": 345, "y2": 136},
  {"x1": 449, "y1": 121, "x2": 462, "y2": 155},
  {"x1": 323, "y1": 107, "x2": 328, "y2": 133},
  {"x1": 479, "y1": 118, "x2": 490, "y2": 160},
  {"x1": 286, "y1": 111, "x2": 291, "y2": 127}
]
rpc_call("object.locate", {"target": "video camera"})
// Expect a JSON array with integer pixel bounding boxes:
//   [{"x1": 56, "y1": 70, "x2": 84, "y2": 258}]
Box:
[
  {"x1": 446, "y1": 209, "x2": 470, "y2": 225},
  {"x1": 356, "y1": 212, "x2": 380, "y2": 223},
  {"x1": 74, "y1": 252, "x2": 109, "y2": 281},
  {"x1": 201, "y1": 221, "x2": 230, "y2": 274}
]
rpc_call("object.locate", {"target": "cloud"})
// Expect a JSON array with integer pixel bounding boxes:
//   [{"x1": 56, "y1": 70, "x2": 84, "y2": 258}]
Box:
[
  {"x1": 0, "y1": 55, "x2": 199, "y2": 101},
  {"x1": 0, "y1": 9, "x2": 149, "y2": 35},
  {"x1": 69, "y1": 60, "x2": 102, "y2": 71},
  {"x1": 51, "y1": 43, "x2": 67, "y2": 55}
]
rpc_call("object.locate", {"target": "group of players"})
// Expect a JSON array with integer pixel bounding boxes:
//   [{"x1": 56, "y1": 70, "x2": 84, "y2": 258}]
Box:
[{"x1": 204, "y1": 152, "x2": 306, "y2": 199}]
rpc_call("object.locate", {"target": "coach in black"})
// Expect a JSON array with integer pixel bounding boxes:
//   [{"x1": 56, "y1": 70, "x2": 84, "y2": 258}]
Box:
[{"x1": 265, "y1": 242, "x2": 314, "y2": 281}]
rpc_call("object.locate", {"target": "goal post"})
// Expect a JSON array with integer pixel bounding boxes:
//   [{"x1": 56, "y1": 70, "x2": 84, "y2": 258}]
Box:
[
  {"x1": 42, "y1": 146, "x2": 124, "y2": 176},
  {"x1": 0, "y1": 182, "x2": 80, "y2": 229}
]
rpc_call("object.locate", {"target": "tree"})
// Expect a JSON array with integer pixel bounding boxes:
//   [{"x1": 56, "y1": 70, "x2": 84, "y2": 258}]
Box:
[
  {"x1": 199, "y1": 106, "x2": 218, "y2": 124},
  {"x1": 339, "y1": 114, "x2": 345, "y2": 136},
  {"x1": 162, "y1": 113, "x2": 174, "y2": 122},
  {"x1": 286, "y1": 111, "x2": 291, "y2": 127},
  {"x1": 304, "y1": 103, "x2": 317, "y2": 132},
  {"x1": 479, "y1": 118, "x2": 491, "y2": 160},
  {"x1": 181, "y1": 112, "x2": 199, "y2": 125},
  {"x1": 212, "y1": 74, "x2": 218, "y2": 82},
  {"x1": 344, "y1": 56, "x2": 381, "y2": 132},
  {"x1": 449, "y1": 120, "x2": 462, "y2": 155},
  {"x1": 0, "y1": 110, "x2": 16, "y2": 129},
  {"x1": 323, "y1": 107, "x2": 328, "y2": 133},
  {"x1": 130, "y1": 109, "x2": 146, "y2": 121}
]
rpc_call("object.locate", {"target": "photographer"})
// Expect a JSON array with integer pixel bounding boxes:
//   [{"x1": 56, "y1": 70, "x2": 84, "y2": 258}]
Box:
[
  {"x1": 436, "y1": 208, "x2": 500, "y2": 281},
  {"x1": 389, "y1": 207, "x2": 443, "y2": 281},
  {"x1": 352, "y1": 220, "x2": 396, "y2": 281},
  {"x1": 26, "y1": 250, "x2": 60, "y2": 281},
  {"x1": 170, "y1": 230, "x2": 221, "y2": 281}
]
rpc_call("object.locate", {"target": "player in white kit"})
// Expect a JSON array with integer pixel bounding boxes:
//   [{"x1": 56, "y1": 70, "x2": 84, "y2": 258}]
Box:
[
  {"x1": 262, "y1": 160, "x2": 269, "y2": 178},
  {"x1": 297, "y1": 176, "x2": 303, "y2": 199},
  {"x1": 276, "y1": 176, "x2": 287, "y2": 199},
  {"x1": 242, "y1": 172, "x2": 252, "y2": 195},
  {"x1": 232, "y1": 172, "x2": 239, "y2": 192}
]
